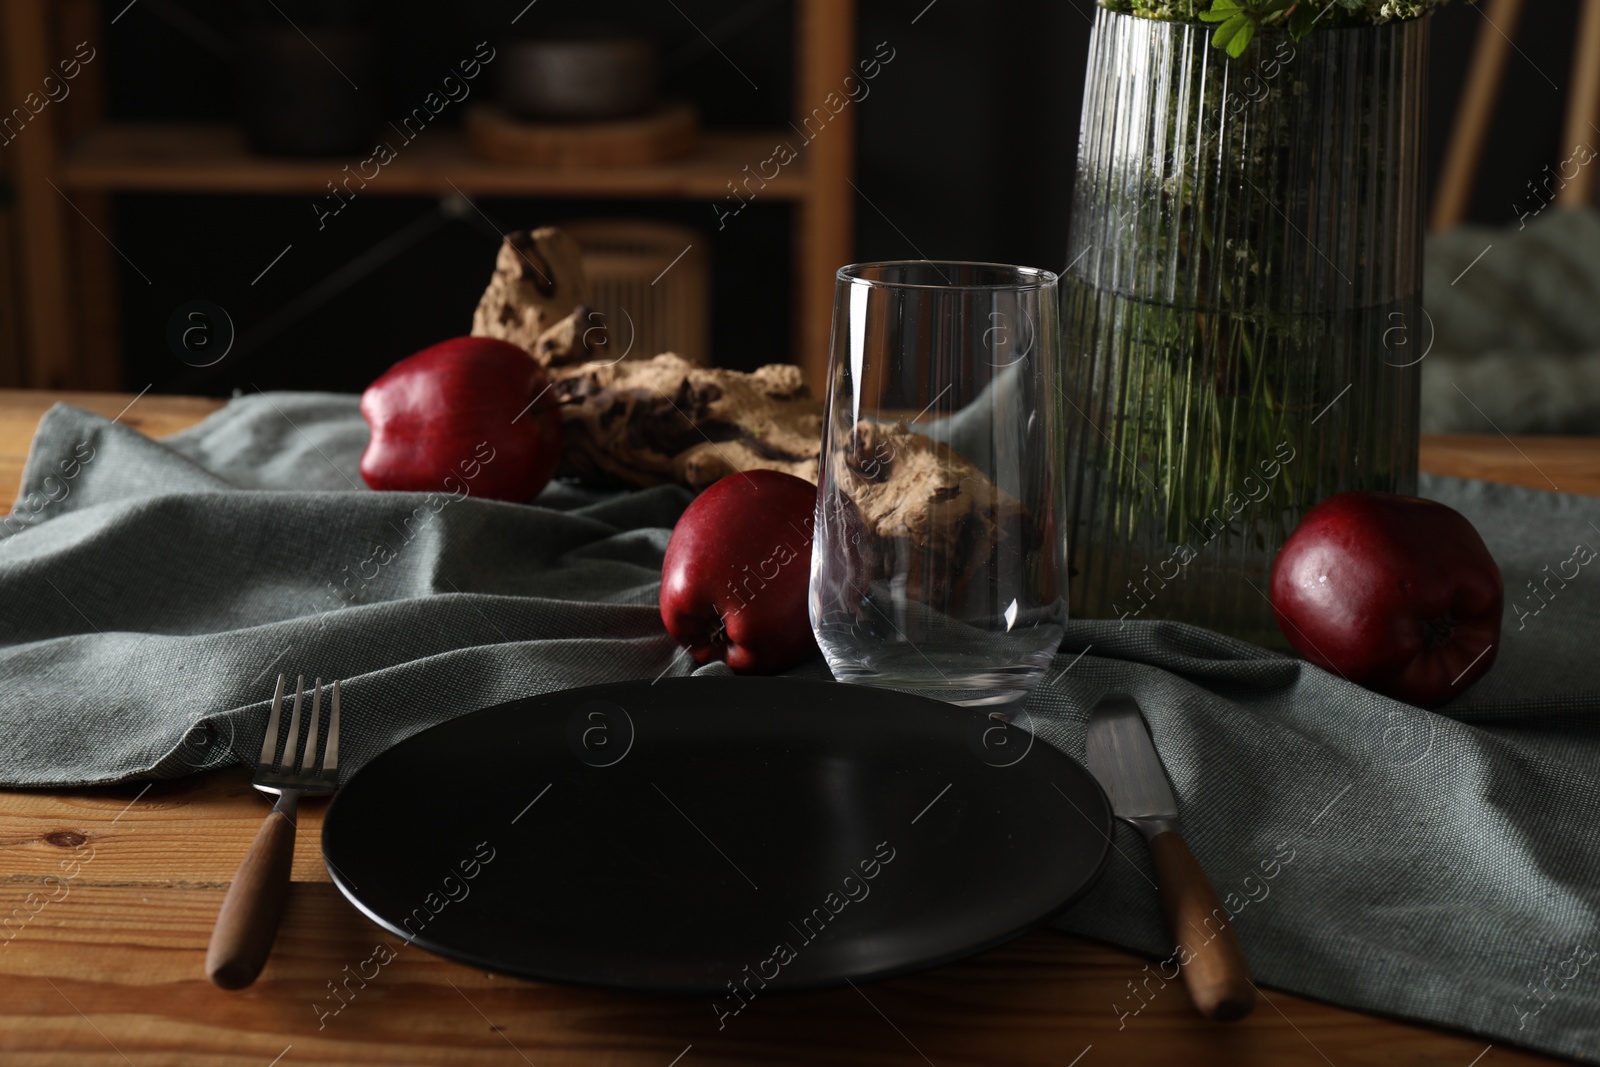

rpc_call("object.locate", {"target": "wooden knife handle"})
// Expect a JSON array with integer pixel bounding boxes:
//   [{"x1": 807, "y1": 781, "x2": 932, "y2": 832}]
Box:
[
  {"x1": 1148, "y1": 830, "x2": 1256, "y2": 1021},
  {"x1": 206, "y1": 806, "x2": 296, "y2": 990}
]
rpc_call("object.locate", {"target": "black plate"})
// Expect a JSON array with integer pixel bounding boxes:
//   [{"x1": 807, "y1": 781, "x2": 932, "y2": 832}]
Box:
[{"x1": 321, "y1": 677, "x2": 1111, "y2": 993}]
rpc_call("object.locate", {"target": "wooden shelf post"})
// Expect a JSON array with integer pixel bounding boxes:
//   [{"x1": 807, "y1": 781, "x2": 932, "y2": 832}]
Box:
[
  {"x1": 794, "y1": 0, "x2": 858, "y2": 392},
  {"x1": 2, "y1": 0, "x2": 76, "y2": 388},
  {"x1": 1559, "y1": 0, "x2": 1600, "y2": 208}
]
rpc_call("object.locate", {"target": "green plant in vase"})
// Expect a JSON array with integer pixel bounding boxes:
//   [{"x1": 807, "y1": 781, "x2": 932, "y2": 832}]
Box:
[
  {"x1": 1103, "y1": 0, "x2": 1456, "y2": 39},
  {"x1": 1061, "y1": 0, "x2": 1452, "y2": 646}
]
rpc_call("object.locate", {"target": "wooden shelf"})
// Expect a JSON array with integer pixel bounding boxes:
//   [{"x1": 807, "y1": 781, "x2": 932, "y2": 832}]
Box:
[
  {"x1": 60, "y1": 121, "x2": 812, "y2": 200},
  {"x1": 3, "y1": 0, "x2": 854, "y2": 391}
]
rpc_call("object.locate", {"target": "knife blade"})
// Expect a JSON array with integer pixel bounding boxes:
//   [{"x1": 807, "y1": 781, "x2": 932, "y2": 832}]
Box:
[{"x1": 1084, "y1": 693, "x2": 1255, "y2": 1021}]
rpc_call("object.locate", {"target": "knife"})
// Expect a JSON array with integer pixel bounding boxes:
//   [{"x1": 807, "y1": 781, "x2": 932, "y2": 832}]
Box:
[{"x1": 1084, "y1": 693, "x2": 1255, "y2": 1021}]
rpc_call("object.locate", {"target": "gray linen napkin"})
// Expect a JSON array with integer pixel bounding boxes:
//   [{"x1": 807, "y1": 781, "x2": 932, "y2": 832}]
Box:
[{"x1": 2, "y1": 395, "x2": 1597, "y2": 1062}]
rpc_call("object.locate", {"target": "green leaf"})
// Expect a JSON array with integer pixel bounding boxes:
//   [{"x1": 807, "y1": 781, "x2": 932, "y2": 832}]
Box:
[
  {"x1": 1288, "y1": 3, "x2": 1319, "y2": 37},
  {"x1": 1212, "y1": 14, "x2": 1254, "y2": 54},
  {"x1": 1226, "y1": 18, "x2": 1257, "y2": 55},
  {"x1": 1199, "y1": 0, "x2": 1243, "y2": 21}
]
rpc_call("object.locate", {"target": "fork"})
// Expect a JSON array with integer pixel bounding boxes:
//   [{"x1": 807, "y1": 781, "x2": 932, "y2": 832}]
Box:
[{"x1": 206, "y1": 673, "x2": 341, "y2": 990}]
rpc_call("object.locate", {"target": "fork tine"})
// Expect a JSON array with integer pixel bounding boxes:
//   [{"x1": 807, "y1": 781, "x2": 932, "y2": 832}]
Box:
[
  {"x1": 257, "y1": 673, "x2": 287, "y2": 766},
  {"x1": 323, "y1": 679, "x2": 340, "y2": 775},
  {"x1": 300, "y1": 678, "x2": 322, "y2": 773},
  {"x1": 280, "y1": 675, "x2": 304, "y2": 770}
]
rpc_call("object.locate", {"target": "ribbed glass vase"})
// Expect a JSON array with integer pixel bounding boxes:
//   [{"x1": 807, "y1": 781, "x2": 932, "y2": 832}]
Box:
[{"x1": 1061, "y1": 8, "x2": 1428, "y2": 648}]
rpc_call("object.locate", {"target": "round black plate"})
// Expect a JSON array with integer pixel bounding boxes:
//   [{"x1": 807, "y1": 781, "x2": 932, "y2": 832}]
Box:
[{"x1": 321, "y1": 677, "x2": 1111, "y2": 993}]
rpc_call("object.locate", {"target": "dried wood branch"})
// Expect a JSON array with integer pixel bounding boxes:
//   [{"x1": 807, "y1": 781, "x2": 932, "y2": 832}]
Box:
[{"x1": 471, "y1": 228, "x2": 1026, "y2": 565}]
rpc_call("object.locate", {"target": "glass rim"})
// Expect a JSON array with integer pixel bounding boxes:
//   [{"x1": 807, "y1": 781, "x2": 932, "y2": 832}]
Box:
[{"x1": 837, "y1": 260, "x2": 1059, "y2": 292}]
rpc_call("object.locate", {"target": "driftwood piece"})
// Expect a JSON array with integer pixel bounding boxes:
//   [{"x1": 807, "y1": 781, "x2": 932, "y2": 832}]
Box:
[
  {"x1": 837, "y1": 420, "x2": 1024, "y2": 577},
  {"x1": 473, "y1": 228, "x2": 823, "y2": 489},
  {"x1": 470, "y1": 228, "x2": 1027, "y2": 578},
  {"x1": 470, "y1": 226, "x2": 590, "y2": 351},
  {"x1": 548, "y1": 352, "x2": 823, "y2": 489}
]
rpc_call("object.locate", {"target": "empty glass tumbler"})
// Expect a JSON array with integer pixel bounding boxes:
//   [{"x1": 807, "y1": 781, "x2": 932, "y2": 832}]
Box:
[{"x1": 809, "y1": 261, "x2": 1067, "y2": 706}]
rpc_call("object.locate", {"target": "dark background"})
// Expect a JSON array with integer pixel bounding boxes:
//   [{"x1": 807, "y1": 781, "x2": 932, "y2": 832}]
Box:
[{"x1": 104, "y1": 0, "x2": 1583, "y2": 395}]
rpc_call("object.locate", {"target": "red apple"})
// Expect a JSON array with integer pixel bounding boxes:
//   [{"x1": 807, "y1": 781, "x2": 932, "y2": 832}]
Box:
[
  {"x1": 360, "y1": 336, "x2": 562, "y2": 503},
  {"x1": 1270, "y1": 491, "x2": 1503, "y2": 708},
  {"x1": 660, "y1": 470, "x2": 819, "y2": 673}
]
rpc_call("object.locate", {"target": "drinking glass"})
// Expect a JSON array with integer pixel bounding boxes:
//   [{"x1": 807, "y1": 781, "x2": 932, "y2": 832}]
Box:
[{"x1": 809, "y1": 261, "x2": 1066, "y2": 707}]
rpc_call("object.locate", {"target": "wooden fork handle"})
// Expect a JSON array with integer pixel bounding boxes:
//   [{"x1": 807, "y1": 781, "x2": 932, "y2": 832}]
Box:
[
  {"x1": 1148, "y1": 830, "x2": 1256, "y2": 1021},
  {"x1": 207, "y1": 799, "x2": 297, "y2": 990}
]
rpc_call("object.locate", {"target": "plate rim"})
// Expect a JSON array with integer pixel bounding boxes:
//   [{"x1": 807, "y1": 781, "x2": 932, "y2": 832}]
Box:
[{"x1": 321, "y1": 676, "x2": 1114, "y2": 995}]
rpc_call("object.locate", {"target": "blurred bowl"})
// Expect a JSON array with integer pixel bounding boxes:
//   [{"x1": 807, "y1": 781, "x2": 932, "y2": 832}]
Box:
[{"x1": 498, "y1": 36, "x2": 659, "y2": 122}]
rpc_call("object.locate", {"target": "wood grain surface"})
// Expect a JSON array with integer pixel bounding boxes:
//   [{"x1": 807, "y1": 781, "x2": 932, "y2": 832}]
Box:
[
  {"x1": 0, "y1": 770, "x2": 1570, "y2": 1067},
  {"x1": 1419, "y1": 433, "x2": 1600, "y2": 497},
  {"x1": 0, "y1": 389, "x2": 1591, "y2": 1066},
  {"x1": 60, "y1": 124, "x2": 813, "y2": 200}
]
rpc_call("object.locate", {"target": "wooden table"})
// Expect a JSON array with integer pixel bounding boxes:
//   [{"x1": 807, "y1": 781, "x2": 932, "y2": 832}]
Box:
[{"x1": 0, "y1": 390, "x2": 1590, "y2": 1067}]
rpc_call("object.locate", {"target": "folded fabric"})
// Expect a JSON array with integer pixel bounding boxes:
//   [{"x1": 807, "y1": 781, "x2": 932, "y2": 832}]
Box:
[{"x1": 2, "y1": 395, "x2": 1596, "y2": 1061}]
